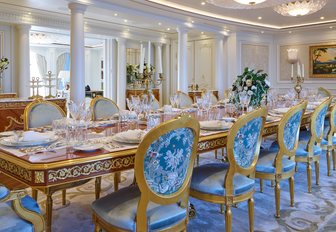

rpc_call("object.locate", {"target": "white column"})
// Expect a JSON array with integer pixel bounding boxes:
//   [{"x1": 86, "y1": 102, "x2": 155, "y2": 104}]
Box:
[
  {"x1": 162, "y1": 43, "x2": 171, "y2": 105},
  {"x1": 177, "y1": 27, "x2": 188, "y2": 93},
  {"x1": 226, "y1": 33, "x2": 238, "y2": 90},
  {"x1": 16, "y1": 24, "x2": 31, "y2": 98},
  {"x1": 154, "y1": 42, "x2": 162, "y2": 81},
  {"x1": 68, "y1": 2, "x2": 87, "y2": 104},
  {"x1": 104, "y1": 38, "x2": 118, "y2": 101},
  {"x1": 215, "y1": 35, "x2": 225, "y2": 99},
  {"x1": 117, "y1": 38, "x2": 126, "y2": 109}
]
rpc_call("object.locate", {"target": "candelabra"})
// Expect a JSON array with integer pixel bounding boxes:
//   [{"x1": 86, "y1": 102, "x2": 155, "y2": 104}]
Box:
[
  {"x1": 137, "y1": 67, "x2": 164, "y2": 103},
  {"x1": 291, "y1": 75, "x2": 304, "y2": 99},
  {"x1": 29, "y1": 77, "x2": 43, "y2": 99}
]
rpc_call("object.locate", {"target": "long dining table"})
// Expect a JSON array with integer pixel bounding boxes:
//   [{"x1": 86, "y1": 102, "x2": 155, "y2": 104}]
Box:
[{"x1": 0, "y1": 109, "x2": 312, "y2": 232}]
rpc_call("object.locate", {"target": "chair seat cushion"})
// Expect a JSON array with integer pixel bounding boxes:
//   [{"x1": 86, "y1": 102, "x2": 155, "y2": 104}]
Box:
[
  {"x1": 0, "y1": 186, "x2": 9, "y2": 200},
  {"x1": 0, "y1": 195, "x2": 41, "y2": 232},
  {"x1": 256, "y1": 151, "x2": 295, "y2": 174},
  {"x1": 321, "y1": 136, "x2": 336, "y2": 146},
  {"x1": 91, "y1": 186, "x2": 186, "y2": 231},
  {"x1": 296, "y1": 142, "x2": 322, "y2": 157},
  {"x1": 190, "y1": 163, "x2": 254, "y2": 196}
]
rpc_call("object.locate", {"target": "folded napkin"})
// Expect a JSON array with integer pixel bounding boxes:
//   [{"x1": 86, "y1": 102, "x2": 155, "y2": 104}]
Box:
[
  {"x1": 271, "y1": 108, "x2": 290, "y2": 114},
  {"x1": 114, "y1": 129, "x2": 146, "y2": 142},
  {"x1": 200, "y1": 120, "x2": 232, "y2": 130},
  {"x1": 20, "y1": 131, "x2": 53, "y2": 142}
]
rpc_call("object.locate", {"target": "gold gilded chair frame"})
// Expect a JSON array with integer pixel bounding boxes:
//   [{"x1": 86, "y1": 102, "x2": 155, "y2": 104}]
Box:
[
  {"x1": 0, "y1": 185, "x2": 45, "y2": 232},
  {"x1": 190, "y1": 107, "x2": 267, "y2": 232},
  {"x1": 90, "y1": 95, "x2": 119, "y2": 121},
  {"x1": 92, "y1": 115, "x2": 200, "y2": 232},
  {"x1": 295, "y1": 97, "x2": 332, "y2": 193},
  {"x1": 23, "y1": 98, "x2": 66, "y2": 131},
  {"x1": 321, "y1": 103, "x2": 336, "y2": 175},
  {"x1": 317, "y1": 87, "x2": 332, "y2": 98},
  {"x1": 256, "y1": 101, "x2": 307, "y2": 218}
]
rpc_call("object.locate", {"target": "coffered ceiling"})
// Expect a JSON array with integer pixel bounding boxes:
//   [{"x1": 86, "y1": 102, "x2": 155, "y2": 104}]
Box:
[{"x1": 0, "y1": 0, "x2": 335, "y2": 40}]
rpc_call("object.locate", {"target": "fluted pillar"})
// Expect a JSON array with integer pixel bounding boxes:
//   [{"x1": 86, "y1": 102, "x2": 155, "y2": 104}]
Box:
[
  {"x1": 177, "y1": 27, "x2": 188, "y2": 93},
  {"x1": 68, "y1": 2, "x2": 87, "y2": 104},
  {"x1": 215, "y1": 35, "x2": 225, "y2": 98},
  {"x1": 16, "y1": 24, "x2": 31, "y2": 98},
  {"x1": 117, "y1": 38, "x2": 126, "y2": 109},
  {"x1": 104, "y1": 38, "x2": 118, "y2": 101}
]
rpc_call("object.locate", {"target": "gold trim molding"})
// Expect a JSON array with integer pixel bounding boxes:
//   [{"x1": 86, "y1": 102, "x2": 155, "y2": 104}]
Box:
[
  {"x1": 48, "y1": 157, "x2": 134, "y2": 183},
  {"x1": 0, "y1": 158, "x2": 32, "y2": 181}
]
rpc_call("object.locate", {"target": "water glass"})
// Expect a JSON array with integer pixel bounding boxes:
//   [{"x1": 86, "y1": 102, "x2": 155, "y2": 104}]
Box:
[{"x1": 147, "y1": 114, "x2": 161, "y2": 131}]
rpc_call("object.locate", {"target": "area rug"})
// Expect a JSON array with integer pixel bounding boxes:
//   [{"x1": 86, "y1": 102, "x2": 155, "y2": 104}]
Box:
[{"x1": 37, "y1": 151, "x2": 336, "y2": 232}]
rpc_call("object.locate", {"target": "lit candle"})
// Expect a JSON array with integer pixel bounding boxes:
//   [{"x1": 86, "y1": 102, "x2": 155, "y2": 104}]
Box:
[
  {"x1": 291, "y1": 64, "x2": 294, "y2": 78},
  {"x1": 157, "y1": 45, "x2": 163, "y2": 73},
  {"x1": 302, "y1": 63, "x2": 304, "y2": 77},
  {"x1": 147, "y1": 41, "x2": 151, "y2": 67},
  {"x1": 139, "y1": 44, "x2": 143, "y2": 74}
]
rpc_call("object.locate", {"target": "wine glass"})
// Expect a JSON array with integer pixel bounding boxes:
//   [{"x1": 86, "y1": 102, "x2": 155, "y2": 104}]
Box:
[{"x1": 239, "y1": 92, "x2": 251, "y2": 114}]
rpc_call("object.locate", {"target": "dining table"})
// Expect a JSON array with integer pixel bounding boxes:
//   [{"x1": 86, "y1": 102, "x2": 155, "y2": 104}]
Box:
[{"x1": 0, "y1": 107, "x2": 313, "y2": 232}]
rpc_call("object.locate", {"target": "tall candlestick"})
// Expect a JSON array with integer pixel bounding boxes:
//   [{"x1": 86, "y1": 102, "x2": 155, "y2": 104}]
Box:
[
  {"x1": 148, "y1": 41, "x2": 151, "y2": 67},
  {"x1": 140, "y1": 47, "x2": 145, "y2": 73},
  {"x1": 291, "y1": 64, "x2": 294, "y2": 78},
  {"x1": 302, "y1": 63, "x2": 304, "y2": 77},
  {"x1": 297, "y1": 62, "x2": 301, "y2": 77}
]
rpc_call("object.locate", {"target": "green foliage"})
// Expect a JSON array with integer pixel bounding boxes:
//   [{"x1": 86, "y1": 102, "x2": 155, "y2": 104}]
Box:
[
  {"x1": 0, "y1": 57, "x2": 9, "y2": 72},
  {"x1": 230, "y1": 67, "x2": 270, "y2": 107}
]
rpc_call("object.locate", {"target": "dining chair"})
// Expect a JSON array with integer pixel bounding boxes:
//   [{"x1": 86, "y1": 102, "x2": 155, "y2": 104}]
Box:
[
  {"x1": 320, "y1": 103, "x2": 336, "y2": 175},
  {"x1": 255, "y1": 101, "x2": 307, "y2": 218},
  {"x1": 177, "y1": 91, "x2": 193, "y2": 108},
  {"x1": 190, "y1": 107, "x2": 267, "y2": 232},
  {"x1": 23, "y1": 98, "x2": 66, "y2": 130},
  {"x1": 90, "y1": 95, "x2": 119, "y2": 121},
  {"x1": 23, "y1": 98, "x2": 67, "y2": 204},
  {"x1": 317, "y1": 87, "x2": 332, "y2": 98},
  {"x1": 91, "y1": 115, "x2": 200, "y2": 232},
  {"x1": 201, "y1": 91, "x2": 218, "y2": 105},
  {"x1": 0, "y1": 184, "x2": 45, "y2": 232},
  {"x1": 295, "y1": 97, "x2": 332, "y2": 193}
]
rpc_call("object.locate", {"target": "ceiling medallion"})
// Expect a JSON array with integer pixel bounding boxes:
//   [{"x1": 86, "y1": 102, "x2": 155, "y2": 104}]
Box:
[
  {"x1": 234, "y1": 0, "x2": 266, "y2": 5},
  {"x1": 206, "y1": 0, "x2": 293, "y2": 9},
  {"x1": 274, "y1": 0, "x2": 328, "y2": 17}
]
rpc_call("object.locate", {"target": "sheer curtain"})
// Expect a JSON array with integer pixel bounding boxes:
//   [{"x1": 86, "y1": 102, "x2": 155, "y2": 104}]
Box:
[
  {"x1": 56, "y1": 53, "x2": 69, "y2": 77},
  {"x1": 36, "y1": 54, "x2": 47, "y2": 78}
]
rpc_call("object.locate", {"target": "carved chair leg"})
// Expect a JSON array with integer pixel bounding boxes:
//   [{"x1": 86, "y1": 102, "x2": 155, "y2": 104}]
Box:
[
  {"x1": 259, "y1": 179, "x2": 264, "y2": 193},
  {"x1": 95, "y1": 177, "x2": 102, "y2": 200},
  {"x1": 274, "y1": 180, "x2": 281, "y2": 218},
  {"x1": 326, "y1": 149, "x2": 331, "y2": 176},
  {"x1": 307, "y1": 162, "x2": 312, "y2": 193},
  {"x1": 32, "y1": 189, "x2": 38, "y2": 201},
  {"x1": 271, "y1": 180, "x2": 275, "y2": 188},
  {"x1": 315, "y1": 161, "x2": 320, "y2": 185},
  {"x1": 225, "y1": 204, "x2": 232, "y2": 232},
  {"x1": 62, "y1": 190, "x2": 66, "y2": 206},
  {"x1": 94, "y1": 223, "x2": 102, "y2": 232},
  {"x1": 248, "y1": 198, "x2": 254, "y2": 232},
  {"x1": 196, "y1": 155, "x2": 199, "y2": 166},
  {"x1": 46, "y1": 193, "x2": 53, "y2": 232},
  {"x1": 289, "y1": 176, "x2": 294, "y2": 207}
]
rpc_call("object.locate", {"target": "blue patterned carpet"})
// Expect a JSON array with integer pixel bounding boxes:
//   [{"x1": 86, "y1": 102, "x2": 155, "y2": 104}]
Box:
[{"x1": 39, "y1": 150, "x2": 336, "y2": 232}]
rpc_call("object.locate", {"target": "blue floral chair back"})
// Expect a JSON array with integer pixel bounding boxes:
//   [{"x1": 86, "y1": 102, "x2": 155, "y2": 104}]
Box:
[
  {"x1": 135, "y1": 115, "x2": 200, "y2": 230},
  {"x1": 90, "y1": 96, "x2": 119, "y2": 121},
  {"x1": 24, "y1": 99, "x2": 66, "y2": 130},
  {"x1": 278, "y1": 101, "x2": 307, "y2": 156},
  {"x1": 225, "y1": 108, "x2": 267, "y2": 193},
  {"x1": 309, "y1": 97, "x2": 332, "y2": 145}
]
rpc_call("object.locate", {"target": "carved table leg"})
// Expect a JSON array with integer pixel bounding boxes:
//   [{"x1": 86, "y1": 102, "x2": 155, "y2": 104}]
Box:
[{"x1": 46, "y1": 192, "x2": 53, "y2": 232}]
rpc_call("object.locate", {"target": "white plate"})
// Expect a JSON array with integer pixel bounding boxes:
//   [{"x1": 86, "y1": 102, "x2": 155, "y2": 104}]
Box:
[
  {"x1": 221, "y1": 117, "x2": 236, "y2": 122},
  {"x1": 0, "y1": 131, "x2": 14, "y2": 138},
  {"x1": 112, "y1": 130, "x2": 146, "y2": 144},
  {"x1": 266, "y1": 116, "x2": 280, "y2": 122},
  {"x1": 271, "y1": 108, "x2": 290, "y2": 114},
  {"x1": 73, "y1": 143, "x2": 104, "y2": 152},
  {"x1": 200, "y1": 121, "x2": 232, "y2": 131},
  {"x1": 0, "y1": 136, "x2": 58, "y2": 147},
  {"x1": 112, "y1": 135, "x2": 141, "y2": 144}
]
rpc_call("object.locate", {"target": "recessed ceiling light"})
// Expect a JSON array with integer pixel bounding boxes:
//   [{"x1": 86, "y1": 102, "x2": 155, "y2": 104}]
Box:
[
  {"x1": 114, "y1": 13, "x2": 118, "y2": 16},
  {"x1": 289, "y1": 31, "x2": 292, "y2": 34},
  {"x1": 320, "y1": 16, "x2": 325, "y2": 20},
  {"x1": 258, "y1": 16, "x2": 262, "y2": 20},
  {"x1": 124, "y1": 19, "x2": 128, "y2": 23},
  {"x1": 201, "y1": 2, "x2": 206, "y2": 5},
  {"x1": 329, "y1": 26, "x2": 333, "y2": 29},
  {"x1": 28, "y1": 12, "x2": 31, "y2": 15},
  {"x1": 191, "y1": 20, "x2": 195, "y2": 23},
  {"x1": 167, "y1": 28, "x2": 170, "y2": 31},
  {"x1": 84, "y1": 21, "x2": 88, "y2": 24},
  {"x1": 261, "y1": 31, "x2": 264, "y2": 34},
  {"x1": 201, "y1": 31, "x2": 204, "y2": 34},
  {"x1": 158, "y1": 22, "x2": 162, "y2": 26}
]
